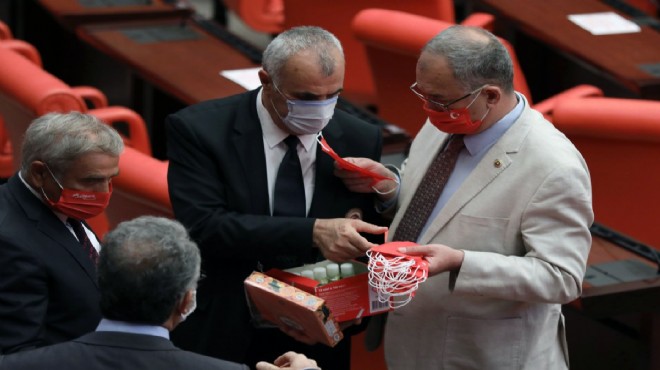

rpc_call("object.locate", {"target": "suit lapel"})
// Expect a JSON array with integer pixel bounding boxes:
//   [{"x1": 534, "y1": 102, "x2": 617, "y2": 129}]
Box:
[
  {"x1": 418, "y1": 143, "x2": 512, "y2": 244},
  {"x1": 9, "y1": 176, "x2": 98, "y2": 286},
  {"x1": 417, "y1": 105, "x2": 535, "y2": 244},
  {"x1": 231, "y1": 91, "x2": 270, "y2": 215},
  {"x1": 390, "y1": 124, "x2": 448, "y2": 234}
]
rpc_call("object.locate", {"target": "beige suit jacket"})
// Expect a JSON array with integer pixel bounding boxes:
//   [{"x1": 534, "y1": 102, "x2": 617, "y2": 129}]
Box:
[{"x1": 384, "y1": 102, "x2": 593, "y2": 370}]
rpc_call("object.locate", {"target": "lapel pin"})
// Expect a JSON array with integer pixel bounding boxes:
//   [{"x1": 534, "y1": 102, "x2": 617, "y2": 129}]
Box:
[{"x1": 494, "y1": 159, "x2": 502, "y2": 168}]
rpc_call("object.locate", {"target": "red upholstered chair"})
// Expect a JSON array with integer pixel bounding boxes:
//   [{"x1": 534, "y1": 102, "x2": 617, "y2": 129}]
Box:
[
  {"x1": 0, "y1": 45, "x2": 152, "y2": 235},
  {"x1": 0, "y1": 21, "x2": 41, "y2": 178},
  {"x1": 106, "y1": 146, "x2": 173, "y2": 231},
  {"x1": 0, "y1": 22, "x2": 114, "y2": 178},
  {"x1": 552, "y1": 97, "x2": 660, "y2": 249},
  {"x1": 0, "y1": 117, "x2": 11, "y2": 179},
  {"x1": 282, "y1": 0, "x2": 494, "y2": 107},
  {"x1": 0, "y1": 46, "x2": 151, "y2": 165},
  {"x1": 224, "y1": 0, "x2": 284, "y2": 34},
  {"x1": 351, "y1": 9, "x2": 603, "y2": 136},
  {"x1": 0, "y1": 21, "x2": 10, "y2": 40}
]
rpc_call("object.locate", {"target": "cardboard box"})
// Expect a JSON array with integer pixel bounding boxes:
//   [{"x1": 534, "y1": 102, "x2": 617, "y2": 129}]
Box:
[
  {"x1": 244, "y1": 271, "x2": 343, "y2": 347},
  {"x1": 266, "y1": 260, "x2": 392, "y2": 322}
]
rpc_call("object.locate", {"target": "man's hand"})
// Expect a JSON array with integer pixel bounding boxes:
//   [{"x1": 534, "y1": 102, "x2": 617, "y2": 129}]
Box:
[
  {"x1": 256, "y1": 351, "x2": 320, "y2": 370},
  {"x1": 398, "y1": 244, "x2": 465, "y2": 276},
  {"x1": 313, "y1": 219, "x2": 387, "y2": 261},
  {"x1": 334, "y1": 158, "x2": 398, "y2": 201}
]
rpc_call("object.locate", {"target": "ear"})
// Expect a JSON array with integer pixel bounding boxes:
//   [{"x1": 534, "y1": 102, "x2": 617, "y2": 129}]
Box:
[
  {"x1": 258, "y1": 68, "x2": 271, "y2": 87},
  {"x1": 177, "y1": 290, "x2": 195, "y2": 316},
  {"x1": 484, "y1": 86, "x2": 501, "y2": 105},
  {"x1": 28, "y1": 161, "x2": 48, "y2": 188}
]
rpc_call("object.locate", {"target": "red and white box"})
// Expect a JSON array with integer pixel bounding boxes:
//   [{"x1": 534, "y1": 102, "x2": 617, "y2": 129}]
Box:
[
  {"x1": 244, "y1": 271, "x2": 343, "y2": 347},
  {"x1": 266, "y1": 260, "x2": 393, "y2": 322}
]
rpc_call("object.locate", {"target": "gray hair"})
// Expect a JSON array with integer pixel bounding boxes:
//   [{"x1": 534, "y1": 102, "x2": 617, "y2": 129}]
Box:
[
  {"x1": 423, "y1": 25, "x2": 514, "y2": 93},
  {"x1": 98, "y1": 216, "x2": 201, "y2": 325},
  {"x1": 20, "y1": 112, "x2": 124, "y2": 177},
  {"x1": 262, "y1": 26, "x2": 344, "y2": 85}
]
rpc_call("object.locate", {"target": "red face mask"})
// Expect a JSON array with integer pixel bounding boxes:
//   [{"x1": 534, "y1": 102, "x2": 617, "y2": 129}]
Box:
[
  {"x1": 423, "y1": 90, "x2": 490, "y2": 135},
  {"x1": 316, "y1": 133, "x2": 396, "y2": 187},
  {"x1": 42, "y1": 165, "x2": 112, "y2": 220}
]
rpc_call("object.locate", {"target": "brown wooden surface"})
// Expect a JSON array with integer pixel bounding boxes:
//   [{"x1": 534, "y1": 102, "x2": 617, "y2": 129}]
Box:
[
  {"x1": 76, "y1": 17, "x2": 411, "y2": 153},
  {"x1": 477, "y1": 0, "x2": 660, "y2": 99},
  {"x1": 76, "y1": 17, "x2": 259, "y2": 105},
  {"x1": 38, "y1": 0, "x2": 192, "y2": 30},
  {"x1": 575, "y1": 233, "x2": 660, "y2": 317}
]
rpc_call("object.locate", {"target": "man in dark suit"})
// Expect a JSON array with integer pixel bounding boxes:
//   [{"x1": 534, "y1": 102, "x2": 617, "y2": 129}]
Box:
[
  {"x1": 166, "y1": 26, "x2": 393, "y2": 370},
  {"x1": 0, "y1": 216, "x2": 320, "y2": 370},
  {"x1": 0, "y1": 112, "x2": 123, "y2": 354}
]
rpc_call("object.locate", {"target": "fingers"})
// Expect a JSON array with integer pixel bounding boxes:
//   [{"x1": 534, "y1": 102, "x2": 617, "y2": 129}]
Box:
[
  {"x1": 314, "y1": 219, "x2": 388, "y2": 261},
  {"x1": 273, "y1": 351, "x2": 297, "y2": 365},
  {"x1": 352, "y1": 219, "x2": 388, "y2": 235},
  {"x1": 398, "y1": 245, "x2": 434, "y2": 256},
  {"x1": 255, "y1": 361, "x2": 278, "y2": 370}
]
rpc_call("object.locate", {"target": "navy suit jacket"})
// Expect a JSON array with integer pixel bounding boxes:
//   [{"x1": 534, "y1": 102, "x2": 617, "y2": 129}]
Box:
[
  {"x1": 0, "y1": 331, "x2": 248, "y2": 370},
  {"x1": 166, "y1": 89, "x2": 385, "y2": 369},
  {"x1": 0, "y1": 175, "x2": 101, "y2": 353}
]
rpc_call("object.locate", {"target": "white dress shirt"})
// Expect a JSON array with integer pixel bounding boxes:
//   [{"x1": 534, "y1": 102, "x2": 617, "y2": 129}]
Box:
[{"x1": 255, "y1": 88, "x2": 319, "y2": 216}]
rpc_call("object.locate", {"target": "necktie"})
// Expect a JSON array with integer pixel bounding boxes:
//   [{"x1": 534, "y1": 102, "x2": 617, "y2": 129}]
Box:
[
  {"x1": 273, "y1": 136, "x2": 306, "y2": 217},
  {"x1": 393, "y1": 135, "x2": 465, "y2": 242},
  {"x1": 68, "y1": 218, "x2": 99, "y2": 265}
]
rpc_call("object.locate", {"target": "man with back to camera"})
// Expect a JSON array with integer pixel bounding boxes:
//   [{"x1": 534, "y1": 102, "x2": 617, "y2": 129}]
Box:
[
  {"x1": 0, "y1": 112, "x2": 123, "y2": 354},
  {"x1": 166, "y1": 26, "x2": 395, "y2": 369},
  {"x1": 0, "y1": 216, "x2": 321, "y2": 370},
  {"x1": 336, "y1": 25, "x2": 593, "y2": 369}
]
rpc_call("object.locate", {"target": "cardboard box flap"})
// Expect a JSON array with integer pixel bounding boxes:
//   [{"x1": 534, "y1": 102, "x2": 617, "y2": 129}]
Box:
[{"x1": 244, "y1": 271, "x2": 343, "y2": 347}]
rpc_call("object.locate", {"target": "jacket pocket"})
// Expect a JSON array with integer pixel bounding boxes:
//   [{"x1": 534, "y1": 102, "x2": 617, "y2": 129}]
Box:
[{"x1": 443, "y1": 315, "x2": 523, "y2": 370}]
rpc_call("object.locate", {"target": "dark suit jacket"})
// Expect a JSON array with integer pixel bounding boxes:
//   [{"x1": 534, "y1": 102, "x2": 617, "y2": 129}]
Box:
[
  {"x1": 166, "y1": 89, "x2": 384, "y2": 369},
  {"x1": 0, "y1": 175, "x2": 101, "y2": 354},
  {"x1": 0, "y1": 331, "x2": 248, "y2": 370}
]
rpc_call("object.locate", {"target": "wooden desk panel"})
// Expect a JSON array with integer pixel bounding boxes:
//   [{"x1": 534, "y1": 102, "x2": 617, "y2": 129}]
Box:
[
  {"x1": 77, "y1": 18, "x2": 259, "y2": 105},
  {"x1": 76, "y1": 18, "x2": 411, "y2": 156},
  {"x1": 477, "y1": 0, "x2": 660, "y2": 99},
  {"x1": 38, "y1": 0, "x2": 192, "y2": 30},
  {"x1": 576, "y1": 231, "x2": 660, "y2": 317}
]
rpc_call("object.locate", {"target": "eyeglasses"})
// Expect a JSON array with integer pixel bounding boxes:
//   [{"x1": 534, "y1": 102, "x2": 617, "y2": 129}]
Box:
[{"x1": 410, "y1": 82, "x2": 485, "y2": 112}]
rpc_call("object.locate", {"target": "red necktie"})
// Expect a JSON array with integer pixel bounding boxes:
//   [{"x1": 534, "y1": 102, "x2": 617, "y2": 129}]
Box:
[
  {"x1": 68, "y1": 218, "x2": 99, "y2": 265},
  {"x1": 393, "y1": 135, "x2": 465, "y2": 242}
]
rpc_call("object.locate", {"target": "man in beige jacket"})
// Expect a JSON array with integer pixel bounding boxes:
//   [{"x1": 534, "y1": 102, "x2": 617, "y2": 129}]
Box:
[{"x1": 337, "y1": 25, "x2": 593, "y2": 369}]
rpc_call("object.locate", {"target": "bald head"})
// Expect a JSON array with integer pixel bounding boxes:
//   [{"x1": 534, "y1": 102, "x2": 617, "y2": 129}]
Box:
[
  {"x1": 421, "y1": 25, "x2": 514, "y2": 93},
  {"x1": 262, "y1": 26, "x2": 344, "y2": 86}
]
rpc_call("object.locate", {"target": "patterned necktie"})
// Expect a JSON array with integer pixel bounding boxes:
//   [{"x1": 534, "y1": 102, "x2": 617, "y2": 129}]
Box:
[
  {"x1": 273, "y1": 136, "x2": 306, "y2": 217},
  {"x1": 393, "y1": 135, "x2": 465, "y2": 242},
  {"x1": 67, "y1": 218, "x2": 99, "y2": 265}
]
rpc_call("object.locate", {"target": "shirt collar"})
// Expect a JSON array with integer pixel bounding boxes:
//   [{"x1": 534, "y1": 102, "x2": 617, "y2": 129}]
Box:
[
  {"x1": 96, "y1": 318, "x2": 170, "y2": 339},
  {"x1": 256, "y1": 88, "x2": 318, "y2": 153},
  {"x1": 18, "y1": 171, "x2": 68, "y2": 224},
  {"x1": 463, "y1": 92, "x2": 525, "y2": 156}
]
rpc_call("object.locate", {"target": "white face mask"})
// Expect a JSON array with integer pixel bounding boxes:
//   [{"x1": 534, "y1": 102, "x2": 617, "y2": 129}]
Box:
[
  {"x1": 271, "y1": 84, "x2": 338, "y2": 135},
  {"x1": 180, "y1": 290, "x2": 197, "y2": 321}
]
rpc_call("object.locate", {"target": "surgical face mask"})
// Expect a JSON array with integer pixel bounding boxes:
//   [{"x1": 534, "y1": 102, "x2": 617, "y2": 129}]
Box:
[
  {"x1": 271, "y1": 84, "x2": 338, "y2": 135},
  {"x1": 423, "y1": 87, "x2": 490, "y2": 135},
  {"x1": 41, "y1": 164, "x2": 112, "y2": 220},
  {"x1": 180, "y1": 290, "x2": 197, "y2": 321}
]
